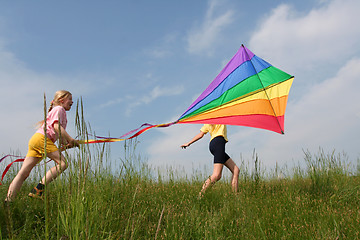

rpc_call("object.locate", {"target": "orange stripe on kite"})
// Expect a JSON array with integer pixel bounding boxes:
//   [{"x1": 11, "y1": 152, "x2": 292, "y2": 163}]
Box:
[{"x1": 178, "y1": 95, "x2": 289, "y2": 123}]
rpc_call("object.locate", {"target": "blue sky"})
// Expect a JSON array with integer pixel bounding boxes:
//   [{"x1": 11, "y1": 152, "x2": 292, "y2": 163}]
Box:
[{"x1": 1, "y1": 0, "x2": 360, "y2": 177}]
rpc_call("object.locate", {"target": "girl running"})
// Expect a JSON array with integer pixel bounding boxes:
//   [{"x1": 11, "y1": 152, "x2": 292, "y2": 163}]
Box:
[
  {"x1": 5, "y1": 90, "x2": 79, "y2": 202},
  {"x1": 181, "y1": 124, "x2": 239, "y2": 197}
]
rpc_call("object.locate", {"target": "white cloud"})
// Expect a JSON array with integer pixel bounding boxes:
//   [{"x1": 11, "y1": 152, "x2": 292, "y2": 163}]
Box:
[
  {"x1": 145, "y1": 48, "x2": 171, "y2": 59},
  {"x1": 145, "y1": 32, "x2": 179, "y2": 59},
  {"x1": 125, "y1": 85, "x2": 185, "y2": 116},
  {"x1": 99, "y1": 98, "x2": 123, "y2": 108},
  {"x1": 186, "y1": 0, "x2": 234, "y2": 55},
  {"x1": 0, "y1": 52, "x2": 54, "y2": 156},
  {"x1": 249, "y1": 0, "x2": 360, "y2": 73},
  {"x1": 243, "y1": 0, "x2": 360, "y2": 170}
]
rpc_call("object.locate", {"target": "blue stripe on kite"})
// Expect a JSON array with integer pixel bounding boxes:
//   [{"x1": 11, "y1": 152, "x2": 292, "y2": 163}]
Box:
[
  {"x1": 252, "y1": 55, "x2": 272, "y2": 73},
  {"x1": 180, "y1": 55, "x2": 272, "y2": 119}
]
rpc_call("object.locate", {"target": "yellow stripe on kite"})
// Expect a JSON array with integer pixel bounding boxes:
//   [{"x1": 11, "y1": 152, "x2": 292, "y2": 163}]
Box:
[{"x1": 216, "y1": 78, "x2": 293, "y2": 112}]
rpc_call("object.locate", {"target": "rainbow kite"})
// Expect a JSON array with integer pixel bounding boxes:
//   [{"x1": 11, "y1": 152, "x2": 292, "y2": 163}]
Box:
[{"x1": 176, "y1": 44, "x2": 294, "y2": 134}]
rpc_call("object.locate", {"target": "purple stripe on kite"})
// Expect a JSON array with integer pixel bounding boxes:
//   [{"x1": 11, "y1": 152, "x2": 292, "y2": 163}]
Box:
[
  {"x1": 182, "y1": 45, "x2": 254, "y2": 115},
  {"x1": 179, "y1": 55, "x2": 272, "y2": 119}
]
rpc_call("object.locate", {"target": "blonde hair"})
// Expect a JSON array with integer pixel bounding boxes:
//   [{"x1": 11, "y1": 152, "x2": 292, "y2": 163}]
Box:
[
  {"x1": 36, "y1": 90, "x2": 72, "y2": 128},
  {"x1": 48, "y1": 90, "x2": 72, "y2": 112}
]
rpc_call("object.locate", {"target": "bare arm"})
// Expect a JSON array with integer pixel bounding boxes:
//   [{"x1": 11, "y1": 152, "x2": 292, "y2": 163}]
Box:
[
  {"x1": 180, "y1": 131, "x2": 205, "y2": 149},
  {"x1": 54, "y1": 123, "x2": 79, "y2": 149}
]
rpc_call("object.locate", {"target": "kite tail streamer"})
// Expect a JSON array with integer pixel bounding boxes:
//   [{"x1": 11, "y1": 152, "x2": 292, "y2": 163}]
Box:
[
  {"x1": 0, "y1": 154, "x2": 24, "y2": 164},
  {"x1": 0, "y1": 155, "x2": 52, "y2": 185},
  {"x1": 93, "y1": 123, "x2": 154, "y2": 140},
  {"x1": 80, "y1": 121, "x2": 178, "y2": 144},
  {"x1": 0, "y1": 155, "x2": 25, "y2": 185}
]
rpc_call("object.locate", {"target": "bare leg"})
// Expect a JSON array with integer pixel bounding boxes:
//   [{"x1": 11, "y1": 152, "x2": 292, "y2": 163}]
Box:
[
  {"x1": 40, "y1": 151, "x2": 68, "y2": 185},
  {"x1": 199, "y1": 163, "x2": 224, "y2": 197},
  {"x1": 6, "y1": 156, "x2": 41, "y2": 201},
  {"x1": 224, "y1": 158, "x2": 240, "y2": 192}
]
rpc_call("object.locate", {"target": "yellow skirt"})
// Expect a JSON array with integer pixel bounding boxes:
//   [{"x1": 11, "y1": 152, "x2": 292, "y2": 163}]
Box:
[{"x1": 27, "y1": 133, "x2": 59, "y2": 158}]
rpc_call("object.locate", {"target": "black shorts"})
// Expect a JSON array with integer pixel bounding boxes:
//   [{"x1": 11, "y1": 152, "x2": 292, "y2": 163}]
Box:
[{"x1": 209, "y1": 136, "x2": 230, "y2": 164}]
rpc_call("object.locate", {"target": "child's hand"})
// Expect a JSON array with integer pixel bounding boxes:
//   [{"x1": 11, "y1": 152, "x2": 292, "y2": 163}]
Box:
[
  {"x1": 61, "y1": 139, "x2": 80, "y2": 150},
  {"x1": 180, "y1": 143, "x2": 189, "y2": 149},
  {"x1": 69, "y1": 139, "x2": 80, "y2": 148}
]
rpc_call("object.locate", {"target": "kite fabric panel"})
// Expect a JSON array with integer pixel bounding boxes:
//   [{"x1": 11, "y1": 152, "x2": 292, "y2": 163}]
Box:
[{"x1": 177, "y1": 44, "x2": 294, "y2": 134}]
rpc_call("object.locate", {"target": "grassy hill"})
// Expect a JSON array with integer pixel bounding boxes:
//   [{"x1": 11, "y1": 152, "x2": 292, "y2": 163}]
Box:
[{"x1": 1, "y1": 147, "x2": 359, "y2": 239}]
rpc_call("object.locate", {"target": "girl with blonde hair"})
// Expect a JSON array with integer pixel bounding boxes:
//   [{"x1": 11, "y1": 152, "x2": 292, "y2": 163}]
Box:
[
  {"x1": 5, "y1": 90, "x2": 79, "y2": 202},
  {"x1": 181, "y1": 124, "x2": 239, "y2": 197}
]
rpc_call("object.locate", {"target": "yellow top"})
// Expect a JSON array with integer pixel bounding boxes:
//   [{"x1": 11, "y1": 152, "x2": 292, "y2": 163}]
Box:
[{"x1": 200, "y1": 124, "x2": 228, "y2": 142}]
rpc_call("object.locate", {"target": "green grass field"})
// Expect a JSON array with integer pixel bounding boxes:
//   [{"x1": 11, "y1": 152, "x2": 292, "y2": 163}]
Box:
[
  {"x1": 1, "y1": 102, "x2": 359, "y2": 239},
  {"x1": 1, "y1": 144, "x2": 359, "y2": 239}
]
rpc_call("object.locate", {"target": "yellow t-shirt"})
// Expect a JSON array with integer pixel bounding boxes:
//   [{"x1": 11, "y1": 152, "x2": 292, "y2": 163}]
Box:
[{"x1": 200, "y1": 124, "x2": 228, "y2": 142}]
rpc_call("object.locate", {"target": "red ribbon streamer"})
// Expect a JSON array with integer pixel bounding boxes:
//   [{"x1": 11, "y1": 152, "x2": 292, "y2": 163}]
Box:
[
  {"x1": 0, "y1": 155, "x2": 51, "y2": 185},
  {"x1": 83, "y1": 121, "x2": 178, "y2": 144},
  {"x1": 1, "y1": 158, "x2": 25, "y2": 185}
]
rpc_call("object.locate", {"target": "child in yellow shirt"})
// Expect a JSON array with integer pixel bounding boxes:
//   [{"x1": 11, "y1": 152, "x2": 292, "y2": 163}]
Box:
[{"x1": 181, "y1": 124, "x2": 239, "y2": 197}]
